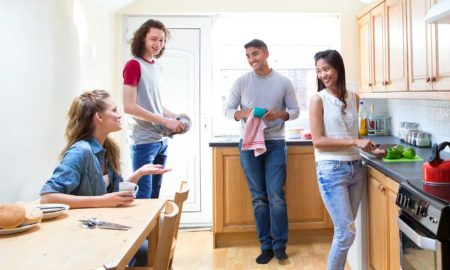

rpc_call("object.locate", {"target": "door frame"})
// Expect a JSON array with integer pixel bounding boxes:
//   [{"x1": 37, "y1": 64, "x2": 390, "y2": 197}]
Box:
[{"x1": 121, "y1": 15, "x2": 213, "y2": 227}]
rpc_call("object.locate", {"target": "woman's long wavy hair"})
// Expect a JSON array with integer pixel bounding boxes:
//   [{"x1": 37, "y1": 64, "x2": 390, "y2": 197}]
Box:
[
  {"x1": 61, "y1": 90, "x2": 121, "y2": 173},
  {"x1": 130, "y1": 19, "x2": 170, "y2": 59},
  {"x1": 314, "y1": 49, "x2": 348, "y2": 113}
]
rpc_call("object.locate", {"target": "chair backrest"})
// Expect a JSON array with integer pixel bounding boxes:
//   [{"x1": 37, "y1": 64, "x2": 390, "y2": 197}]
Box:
[
  {"x1": 173, "y1": 181, "x2": 189, "y2": 240},
  {"x1": 153, "y1": 200, "x2": 179, "y2": 270}
]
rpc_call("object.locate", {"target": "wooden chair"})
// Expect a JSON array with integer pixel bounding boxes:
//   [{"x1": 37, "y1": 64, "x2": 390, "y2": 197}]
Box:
[
  {"x1": 168, "y1": 181, "x2": 190, "y2": 269},
  {"x1": 125, "y1": 200, "x2": 179, "y2": 270}
]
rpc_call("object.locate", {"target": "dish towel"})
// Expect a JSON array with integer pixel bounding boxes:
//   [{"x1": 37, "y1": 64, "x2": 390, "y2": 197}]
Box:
[{"x1": 241, "y1": 111, "x2": 267, "y2": 157}]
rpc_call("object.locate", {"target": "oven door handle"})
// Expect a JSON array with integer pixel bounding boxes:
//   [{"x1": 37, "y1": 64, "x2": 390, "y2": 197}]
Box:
[{"x1": 398, "y1": 218, "x2": 437, "y2": 251}]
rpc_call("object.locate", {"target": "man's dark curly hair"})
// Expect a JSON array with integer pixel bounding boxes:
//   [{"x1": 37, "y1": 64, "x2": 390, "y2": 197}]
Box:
[{"x1": 130, "y1": 19, "x2": 170, "y2": 59}]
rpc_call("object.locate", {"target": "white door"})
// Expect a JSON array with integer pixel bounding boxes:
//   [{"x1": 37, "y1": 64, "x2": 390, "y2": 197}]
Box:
[{"x1": 122, "y1": 16, "x2": 213, "y2": 226}]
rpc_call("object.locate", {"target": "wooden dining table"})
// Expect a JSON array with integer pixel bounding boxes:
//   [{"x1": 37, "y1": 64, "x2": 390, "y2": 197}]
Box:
[{"x1": 0, "y1": 199, "x2": 167, "y2": 270}]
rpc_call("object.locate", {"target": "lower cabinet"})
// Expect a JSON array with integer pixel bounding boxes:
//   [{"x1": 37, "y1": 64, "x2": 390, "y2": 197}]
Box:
[
  {"x1": 212, "y1": 146, "x2": 332, "y2": 248},
  {"x1": 367, "y1": 166, "x2": 400, "y2": 270}
]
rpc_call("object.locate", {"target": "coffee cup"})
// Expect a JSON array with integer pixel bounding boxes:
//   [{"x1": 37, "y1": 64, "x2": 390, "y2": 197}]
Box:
[
  {"x1": 119, "y1": 182, "x2": 139, "y2": 197},
  {"x1": 253, "y1": 107, "x2": 268, "y2": 118}
]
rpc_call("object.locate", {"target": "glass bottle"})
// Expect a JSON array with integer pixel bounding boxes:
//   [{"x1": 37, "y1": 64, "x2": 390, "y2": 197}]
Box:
[{"x1": 358, "y1": 101, "x2": 367, "y2": 136}]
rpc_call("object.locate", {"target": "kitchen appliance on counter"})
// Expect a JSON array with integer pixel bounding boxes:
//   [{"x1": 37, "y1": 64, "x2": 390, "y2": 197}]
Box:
[
  {"x1": 396, "y1": 180, "x2": 450, "y2": 269},
  {"x1": 367, "y1": 115, "x2": 390, "y2": 136},
  {"x1": 423, "y1": 142, "x2": 450, "y2": 184}
]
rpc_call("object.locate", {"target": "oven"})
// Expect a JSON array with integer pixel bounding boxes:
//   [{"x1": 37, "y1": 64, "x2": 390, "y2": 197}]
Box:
[
  {"x1": 396, "y1": 181, "x2": 450, "y2": 270},
  {"x1": 398, "y1": 213, "x2": 447, "y2": 270}
]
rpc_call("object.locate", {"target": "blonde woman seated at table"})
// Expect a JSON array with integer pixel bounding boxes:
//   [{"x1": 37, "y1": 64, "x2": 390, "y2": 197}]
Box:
[{"x1": 40, "y1": 90, "x2": 171, "y2": 208}]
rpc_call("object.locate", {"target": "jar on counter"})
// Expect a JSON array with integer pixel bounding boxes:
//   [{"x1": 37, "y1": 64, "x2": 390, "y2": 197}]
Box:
[
  {"x1": 416, "y1": 132, "x2": 431, "y2": 148},
  {"x1": 399, "y1": 122, "x2": 419, "y2": 142}
]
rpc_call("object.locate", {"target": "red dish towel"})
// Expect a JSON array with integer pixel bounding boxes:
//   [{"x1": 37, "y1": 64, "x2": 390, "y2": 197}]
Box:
[{"x1": 241, "y1": 111, "x2": 267, "y2": 157}]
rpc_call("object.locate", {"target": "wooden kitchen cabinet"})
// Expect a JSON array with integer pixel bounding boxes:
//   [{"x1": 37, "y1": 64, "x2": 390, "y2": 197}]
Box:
[
  {"x1": 367, "y1": 166, "x2": 400, "y2": 270},
  {"x1": 357, "y1": 0, "x2": 408, "y2": 94},
  {"x1": 408, "y1": 0, "x2": 450, "y2": 92},
  {"x1": 358, "y1": 12, "x2": 373, "y2": 93},
  {"x1": 212, "y1": 146, "x2": 332, "y2": 248},
  {"x1": 357, "y1": 0, "x2": 450, "y2": 99}
]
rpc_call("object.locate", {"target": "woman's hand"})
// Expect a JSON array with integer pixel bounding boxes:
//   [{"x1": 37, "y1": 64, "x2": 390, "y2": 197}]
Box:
[
  {"x1": 126, "y1": 164, "x2": 171, "y2": 184},
  {"x1": 138, "y1": 164, "x2": 172, "y2": 176},
  {"x1": 100, "y1": 191, "x2": 134, "y2": 207},
  {"x1": 370, "y1": 148, "x2": 387, "y2": 157},
  {"x1": 355, "y1": 139, "x2": 377, "y2": 152}
]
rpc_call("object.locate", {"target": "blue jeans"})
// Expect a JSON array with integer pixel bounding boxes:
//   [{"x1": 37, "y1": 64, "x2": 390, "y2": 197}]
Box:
[
  {"x1": 130, "y1": 140, "x2": 168, "y2": 199},
  {"x1": 315, "y1": 160, "x2": 365, "y2": 270},
  {"x1": 239, "y1": 140, "x2": 288, "y2": 251}
]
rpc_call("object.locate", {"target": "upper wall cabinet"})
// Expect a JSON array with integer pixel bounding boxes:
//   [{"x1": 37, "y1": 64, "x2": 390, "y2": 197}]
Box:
[
  {"x1": 385, "y1": 0, "x2": 408, "y2": 91},
  {"x1": 357, "y1": 0, "x2": 408, "y2": 93},
  {"x1": 408, "y1": 0, "x2": 450, "y2": 91},
  {"x1": 358, "y1": 12, "x2": 373, "y2": 93},
  {"x1": 358, "y1": 0, "x2": 450, "y2": 99}
]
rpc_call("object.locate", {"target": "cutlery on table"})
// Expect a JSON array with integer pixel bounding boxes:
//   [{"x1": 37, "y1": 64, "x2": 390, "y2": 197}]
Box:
[{"x1": 79, "y1": 218, "x2": 132, "y2": 230}]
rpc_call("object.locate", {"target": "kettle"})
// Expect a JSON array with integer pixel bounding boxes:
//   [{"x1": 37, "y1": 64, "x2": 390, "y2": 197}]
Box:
[{"x1": 422, "y1": 142, "x2": 450, "y2": 184}]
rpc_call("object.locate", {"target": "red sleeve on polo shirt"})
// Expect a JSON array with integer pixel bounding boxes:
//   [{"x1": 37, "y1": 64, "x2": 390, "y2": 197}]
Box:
[{"x1": 123, "y1": 59, "x2": 141, "y2": 86}]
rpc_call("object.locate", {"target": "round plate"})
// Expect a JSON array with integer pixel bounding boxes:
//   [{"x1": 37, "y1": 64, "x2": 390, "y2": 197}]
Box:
[
  {"x1": 37, "y1": 204, "x2": 70, "y2": 220},
  {"x1": 0, "y1": 222, "x2": 39, "y2": 235}
]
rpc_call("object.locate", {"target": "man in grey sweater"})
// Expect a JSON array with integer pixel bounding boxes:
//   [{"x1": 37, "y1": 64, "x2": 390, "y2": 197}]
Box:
[{"x1": 225, "y1": 39, "x2": 300, "y2": 264}]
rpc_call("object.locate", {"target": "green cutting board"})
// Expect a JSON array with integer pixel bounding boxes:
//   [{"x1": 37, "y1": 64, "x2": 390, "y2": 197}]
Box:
[{"x1": 382, "y1": 155, "x2": 424, "y2": 163}]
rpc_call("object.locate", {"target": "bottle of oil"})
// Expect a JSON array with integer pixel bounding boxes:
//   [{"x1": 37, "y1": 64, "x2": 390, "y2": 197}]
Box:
[{"x1": 358, "y1": 101, "x2": 367, "y2": 136}]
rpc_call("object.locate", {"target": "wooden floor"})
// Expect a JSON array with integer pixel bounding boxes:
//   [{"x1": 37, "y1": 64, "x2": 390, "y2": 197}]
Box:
[{"x1": 172, "y1": 230, "x2": 351, "y2": 270}]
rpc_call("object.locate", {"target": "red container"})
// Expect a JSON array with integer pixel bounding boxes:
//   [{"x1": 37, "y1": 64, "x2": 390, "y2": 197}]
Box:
[{"x1": 422, "y1": 142, "x2": 450, "y2": 184}]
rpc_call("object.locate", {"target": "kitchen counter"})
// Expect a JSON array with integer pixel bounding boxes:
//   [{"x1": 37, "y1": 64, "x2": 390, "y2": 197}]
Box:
[
  {"x1": 209, "y1": 136, "x2": 313, "y2": 147},
  {"x1": 210, "y1": 135, "x2": 450, "y2": 203},
  {"x1": 362, "y1": 136, "x2": 450, "y2": 204}
]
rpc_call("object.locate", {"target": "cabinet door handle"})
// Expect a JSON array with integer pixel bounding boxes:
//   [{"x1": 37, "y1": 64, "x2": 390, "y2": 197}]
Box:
[
  {"x1": 426, "y1": 77, "x2": 431, "y2": 83},
  {"x1": 431, "y1": 77, "x2": 436, "y2": 82},
  {"x1": 368, "y1": 83, "x2": 373, "y2": 87},
  {"x1": 378, "y1": 184, "x2": 386, "y2": 192},
  {"x1": 385, "y1": 81, "x2": 390, "y2": 85}
]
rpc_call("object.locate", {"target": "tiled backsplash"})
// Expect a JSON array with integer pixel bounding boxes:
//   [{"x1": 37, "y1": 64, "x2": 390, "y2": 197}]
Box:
[{"x1": 363, "y1": 98, "x2": 450, "y2": 146}]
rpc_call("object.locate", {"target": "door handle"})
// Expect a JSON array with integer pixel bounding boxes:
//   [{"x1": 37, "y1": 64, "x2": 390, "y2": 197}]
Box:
[{"x1": 398, "y1": 218, "x2": 437, "y2": 251}]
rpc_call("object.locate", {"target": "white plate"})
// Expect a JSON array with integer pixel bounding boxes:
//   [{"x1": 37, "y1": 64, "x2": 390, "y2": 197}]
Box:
[
  {"x1": 0, "y1": 222, "x2": 39, "y2": 235},
  {"x1": 37, "y1": 204, "x2": 70, "y2": 220}
]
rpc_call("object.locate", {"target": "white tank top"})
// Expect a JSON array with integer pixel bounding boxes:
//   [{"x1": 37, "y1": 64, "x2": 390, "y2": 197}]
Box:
[{"x1": 314, "y1": 89, "x2": 361, "y2": 162}]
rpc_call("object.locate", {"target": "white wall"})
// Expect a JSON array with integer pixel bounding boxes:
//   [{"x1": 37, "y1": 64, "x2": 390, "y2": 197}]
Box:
[
  {"x1": 387, "y1": 99, "x2": 450, "y2": 146},
  {"x1": 0, "y1": 0, "x2": 117, "y2": 203}
]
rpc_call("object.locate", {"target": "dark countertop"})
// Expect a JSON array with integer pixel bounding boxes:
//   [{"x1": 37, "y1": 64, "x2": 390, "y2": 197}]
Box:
[
  {"x1": 359, "y1": 136, "x2": 427, "y2": 183},
  {"x1": 210, "y1": 135, "x2": 450, "y2": 203},
  {"x1": 361, "y1": 136, "x2": 450, "y2": 203},
  {"x1": 209, "y1": 136, "x2": 313, "y2": 147}
]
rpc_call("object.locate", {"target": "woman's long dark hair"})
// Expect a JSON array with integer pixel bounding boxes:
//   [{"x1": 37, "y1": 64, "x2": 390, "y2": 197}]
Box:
[
  {"x1": 62, "y1": 90, "x2": 121, "y2": 173},
  {"x1": 314, "y1": 50, "x2": 347, "y2": 113}
]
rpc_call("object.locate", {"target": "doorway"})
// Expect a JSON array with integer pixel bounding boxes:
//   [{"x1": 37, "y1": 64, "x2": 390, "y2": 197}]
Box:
[{"x1": 122, "y1": 16, "x2": 213, "y2": 226}]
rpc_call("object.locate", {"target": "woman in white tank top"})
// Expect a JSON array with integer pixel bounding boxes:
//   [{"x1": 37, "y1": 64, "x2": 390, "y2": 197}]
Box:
[{"x1": 309, "y1": 50, "x2": 379, "y2": 270}]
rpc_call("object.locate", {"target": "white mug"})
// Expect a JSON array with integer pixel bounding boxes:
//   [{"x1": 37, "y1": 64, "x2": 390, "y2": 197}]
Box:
[{"x1": 119, "y1": 182, "x2": 139, "y2": 197}]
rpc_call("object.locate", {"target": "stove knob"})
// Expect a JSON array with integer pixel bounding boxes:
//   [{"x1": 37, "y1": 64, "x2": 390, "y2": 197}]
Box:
[
  {"x1": 404, "y1": 197, "x2": 410, "y2": 208},
  {"x1": 429, "y1": 216, "x2": 438, "y2": 224},
  {"x1": 415, "y1": 205, "x2": 422, "y2": 216},
  {"x1": 396, "y1": 194, "x2": 404, "y2": 206},
  {"x1": 420, "y1": 207, "x2": 427, "y2": 217}
]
